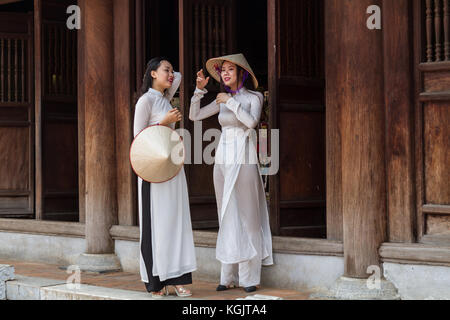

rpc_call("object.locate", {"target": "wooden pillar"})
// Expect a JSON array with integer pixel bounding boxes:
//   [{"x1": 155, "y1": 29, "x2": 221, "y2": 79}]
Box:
[
  {"x1": 382, "y1": 0, "x2": 416, "y2": 243},
  {"x1": 326, "y1": 0, "x2": 387, "y2": 278},
  {"x1": 79, "y1": 0, "x2": 117, "y2": 254},
  {"x1": 34, "y1": 0, "x2": 43, "y2": 220},
  {"x1": 113, "y1": 0, "x2": 136, "y2": 226}
]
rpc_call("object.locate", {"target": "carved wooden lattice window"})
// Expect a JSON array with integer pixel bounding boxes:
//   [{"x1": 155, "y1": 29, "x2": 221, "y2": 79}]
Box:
[
  {"x1": 0, "y1": 37, "x2": 29, "y2": 104},
  {"x1": 424, "y1": 0, "x2": 450, "y2": 62}
]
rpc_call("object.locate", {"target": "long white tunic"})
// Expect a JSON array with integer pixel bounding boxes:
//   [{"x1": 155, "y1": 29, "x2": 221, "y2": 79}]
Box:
[
  {"x1": 134, "y1": 72, "x2": 197, "y2": 283},
  {"x1": 189, "y1": 87, "x2": 274, "y2": 268}
]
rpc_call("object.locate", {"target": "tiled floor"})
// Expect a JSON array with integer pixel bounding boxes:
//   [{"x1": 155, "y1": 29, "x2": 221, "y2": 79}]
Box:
[{"x1": 0, "y1": 259, "x2": 314, "y2": 300}]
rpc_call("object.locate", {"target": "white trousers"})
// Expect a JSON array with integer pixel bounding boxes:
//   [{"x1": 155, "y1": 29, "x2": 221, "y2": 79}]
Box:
[
  {"x1": 214, "y1": 164, "x2": 264, "y2": 287},
  {"x1": 220, "y1": 258, "x2": 262, "y2": 288}
]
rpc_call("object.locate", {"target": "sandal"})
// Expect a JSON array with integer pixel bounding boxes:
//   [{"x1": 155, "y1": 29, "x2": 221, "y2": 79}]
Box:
[
  {"x1": 173, "y1": 285, "x2": 192, "y2": 297},
  {"x1": 151, "y1": 287, "x2": 168, "y2": 299}
]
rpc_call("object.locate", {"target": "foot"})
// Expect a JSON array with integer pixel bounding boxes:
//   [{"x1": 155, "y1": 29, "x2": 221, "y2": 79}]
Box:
[
  {"x1": 174, "y1": 285, "x2": 192, "y2": 297},
  {"x1": 151, "y1": 287, "x2": 167, "y2": 298},
  {"x1": 216, "y1": 284, "x2": 236, "y2": 292},
  {"x1": 244, "y1": 286, "x2": 257, "y2": 293}
]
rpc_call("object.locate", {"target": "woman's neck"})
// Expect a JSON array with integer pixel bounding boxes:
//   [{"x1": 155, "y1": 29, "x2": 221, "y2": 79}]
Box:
[
  {"x1": 152, "y1": 84, "x2": 165, "y2": 95},
  {"x1": 228, "y1": 81, "x2": 243, "y2": 95}
]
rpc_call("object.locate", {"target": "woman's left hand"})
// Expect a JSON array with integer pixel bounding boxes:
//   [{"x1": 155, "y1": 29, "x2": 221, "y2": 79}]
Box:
[{"x1": 216, "y1": 93, "x2": 231, "y2": 105}]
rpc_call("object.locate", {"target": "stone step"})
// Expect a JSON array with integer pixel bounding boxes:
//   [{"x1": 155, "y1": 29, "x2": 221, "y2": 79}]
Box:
[
  {"x1": 6, "y1": 275, "x2": 66, "y2": 300},
  {"x1": 0, "y1": 264, "x2": 15, "y2": 300},
  {"x1": 5, "y1": 275, "x2": 194, "y2": 300}
]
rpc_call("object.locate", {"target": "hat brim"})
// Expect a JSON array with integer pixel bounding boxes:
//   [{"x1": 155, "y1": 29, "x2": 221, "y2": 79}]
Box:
[{"x1": 206, "y1": 54, "x2": 259, "y2": 89}]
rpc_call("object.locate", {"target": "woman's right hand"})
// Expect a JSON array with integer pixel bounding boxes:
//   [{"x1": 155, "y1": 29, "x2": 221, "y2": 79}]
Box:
[
  {"x1": 196, "y1": 69, "x2": 210, "y2": 90},
  {"x1": 160, "y1": 108, "x2": 182, "y2": 126}
]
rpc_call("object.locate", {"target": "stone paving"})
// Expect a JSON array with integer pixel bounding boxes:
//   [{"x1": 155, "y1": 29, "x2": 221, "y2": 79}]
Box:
[{"x1": 0, "y1": 259, "x2": 316, "y2": 300}]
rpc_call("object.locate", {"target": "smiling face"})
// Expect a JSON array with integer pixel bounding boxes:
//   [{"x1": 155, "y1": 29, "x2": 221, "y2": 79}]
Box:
[
  {"x1": 221, "y1": 61, "x2": 243, "y2": 89},
  {"x1": 151, "y1": 60, "x2": 174, "y2": 90}
]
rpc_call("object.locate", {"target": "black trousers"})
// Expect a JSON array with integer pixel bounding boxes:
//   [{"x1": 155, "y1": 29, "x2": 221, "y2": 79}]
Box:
[{"x1": 141, "y1": 180, "x2": 192, "y2": 292}]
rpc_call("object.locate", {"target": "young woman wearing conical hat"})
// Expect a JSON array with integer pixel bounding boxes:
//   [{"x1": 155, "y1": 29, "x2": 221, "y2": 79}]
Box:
[
  {"x1": 189, "y1": 53, "x2": 274, "y2": 293},
  {"x1": 134, "y1": 57, "x2": 197, "y2": 298}
]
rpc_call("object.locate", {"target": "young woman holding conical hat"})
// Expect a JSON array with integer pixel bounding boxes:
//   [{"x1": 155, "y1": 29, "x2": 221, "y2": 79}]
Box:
[
  {"x1": 134, "y1": 57, "x2": 197, "y2": 298},
  {"x1": 189, "y1": 53, "x2": 274, "y2": 293}
]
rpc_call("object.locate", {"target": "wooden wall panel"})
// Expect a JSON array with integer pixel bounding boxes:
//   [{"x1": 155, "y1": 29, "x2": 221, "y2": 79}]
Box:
[
  {"x1": 426, "y1": 215, "x2": 450, "y2": 235},
  {"x1": 423, "y1": 102, "x2": 449, "y2": 205},
  {"x1": 415, "y1": 0, "x2": 450, "y2": 243},
  {"x1": 279, "y1": 111, "x2": 325, "y2": 201},
  {"x1": 0, "y1": 11, "x2": 33, "y2": 218},
  {"x1": 0, "y1": 127, "x2": 30, "y2": 190}
]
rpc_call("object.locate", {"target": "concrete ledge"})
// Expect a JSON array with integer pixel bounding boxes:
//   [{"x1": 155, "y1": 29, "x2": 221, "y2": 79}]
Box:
[
  {"x1": 0, "y1": 264, "x2": 15, "y2": 300},
  {"x1": 111, "y1": 226, "x2": 344, "y2": 257},
  {"x1": 0, "y1": 232, "x2": 85, "y2": 267},
  {"x1": 6, "y1": 275, "x2": 66, "y2": 300},
  {"x1": 383, "y1": 263, "x2": 450, "y2": 300}
]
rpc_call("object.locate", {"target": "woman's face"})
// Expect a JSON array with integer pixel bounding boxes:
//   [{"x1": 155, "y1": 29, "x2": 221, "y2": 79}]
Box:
[
  {"x1": 221, "y1": 61, "x2": 241, "y2": 88},
  {"x1": 151, "y1": 60, "x2": 174, "y2": 89}
]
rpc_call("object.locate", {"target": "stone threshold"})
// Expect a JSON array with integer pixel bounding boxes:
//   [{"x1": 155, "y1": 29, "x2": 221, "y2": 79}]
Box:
[{"x1": 6, "y1": 275, "x2": 194, "y2": 300}]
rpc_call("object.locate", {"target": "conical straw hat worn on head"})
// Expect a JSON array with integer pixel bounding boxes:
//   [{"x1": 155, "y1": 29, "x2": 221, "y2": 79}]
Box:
[
  {"x1": 206, "y1": 53, "x2": 259, "y2": 89},
  {"x1": 130, "y1": 125, "x2": 185, "y2": 183}
]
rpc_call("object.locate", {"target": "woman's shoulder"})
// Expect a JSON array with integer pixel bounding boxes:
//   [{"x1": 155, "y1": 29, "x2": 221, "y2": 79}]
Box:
[
  {"x1": 245, "y1": 89, "x2": 264, "y2": 104},
  {"x1": 136, "y1": 92, "x2": 156, "y2": 107}
]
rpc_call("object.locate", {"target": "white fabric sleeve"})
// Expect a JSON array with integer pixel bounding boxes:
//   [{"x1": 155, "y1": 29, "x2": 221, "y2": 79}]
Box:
[
  {"x1": 134, "y1": 95, "x2": 152, "y2": 137},
  {"x1": 189, "y1": 87, "x2": 220, "y2": 121},
  {"x1": 225, "y1": 92, "x2": 263, "y2": 129},
  {"x1": 164, "y1": 71, "x2": 182, "y2": 101}
]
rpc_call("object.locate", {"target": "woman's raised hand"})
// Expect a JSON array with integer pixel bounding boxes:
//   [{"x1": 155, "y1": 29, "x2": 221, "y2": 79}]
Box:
[
  {"x1": 160, "y1": 108, "x2": 182, "y2": 126},
  {"x1": 196, "y1": 69, "x2": 210, "y2": 90}
]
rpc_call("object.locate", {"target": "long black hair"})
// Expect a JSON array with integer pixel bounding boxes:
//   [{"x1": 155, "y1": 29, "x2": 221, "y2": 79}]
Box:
[{"x1": 141, "y1": 57, "x2": 169, "y2": 97}]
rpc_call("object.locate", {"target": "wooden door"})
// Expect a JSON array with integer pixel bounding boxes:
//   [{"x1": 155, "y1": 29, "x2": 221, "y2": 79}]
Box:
[
  {"x1": 179, "y1": 0, "x2": 236, "y2": 230},
  {"x1": 269, "y1": 0, "x2": 326, "y2": 238},
  {"x1": 40, "y1": 0, "x2": 78, "y2": 221},
  {"x1": 0, "y1": 12, "x2": 34, "y2": 218}
]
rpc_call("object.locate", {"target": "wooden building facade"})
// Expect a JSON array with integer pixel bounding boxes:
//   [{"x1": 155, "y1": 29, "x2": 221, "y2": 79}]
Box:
[{"x1": 0, "y1": 0, "x2": 449, "y2": 285}]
